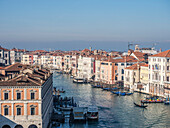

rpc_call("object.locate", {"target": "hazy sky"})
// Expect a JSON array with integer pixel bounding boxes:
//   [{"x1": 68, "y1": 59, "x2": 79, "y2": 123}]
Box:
[{"x1": 0, "y1": 0, "x2": 170, "y2": 51}]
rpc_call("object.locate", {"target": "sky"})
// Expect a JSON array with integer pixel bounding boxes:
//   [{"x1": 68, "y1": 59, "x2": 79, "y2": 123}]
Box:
[{"x1": 0, "y1": 0, "x2": 170, "y2": 51}]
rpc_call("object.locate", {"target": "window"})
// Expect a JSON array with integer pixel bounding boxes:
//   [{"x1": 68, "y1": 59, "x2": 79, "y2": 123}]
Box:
[
  {"x1": 5, "y1": 54, "x2": 7, "y2": 58},
  {"x1": 17, "y1": 93, "x2": 21, "y2": 100},
  {"x1": 115, "y1": 70, "x2": 117, "y2": 73},
  {"x1": 4, "y1": 93, "x2": 8, "y2": 100},
  {"x1": 31, "y1": 108, "x2": 35, "y2": 115},
  {"x1": 122, "y1": 76, "x2": 124, "y2": 80},
  {"x1": 167, "y1": 66, "x2": 169, "y2": 71},
  {"x1": 122, "y1": 69, "x2": 124, "y2": 74},
  {"x1": 31, "y1": 92, "x2": 35, "y2": 100},
  {"x1": 167, "y1": 77, "x2": 169, "y2": 82},
  {"x1": 115, "y1": 76, "x2": 117, "y2": 80},
  {"x1": 167, "y1": 59, "x2": 169, "y2": 62},
  {"x1": 4, "y1": 108, "x2": 8, "y2": 115},
  {"x1": 17, "y1": 108, "x2": 21, "y2": 115}
]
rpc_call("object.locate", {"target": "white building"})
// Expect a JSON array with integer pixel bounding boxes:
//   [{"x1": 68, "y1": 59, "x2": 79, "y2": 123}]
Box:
[
  {"x1": 0, "y1": 46, "x2": 11, "y2": 66},
  {"x1": 148, "y1": 50, "x2": 170, "y2": 97},
  {"x1": 77, "y1": 56, "x2": 95, "y2": 80},
  {"x1": 10, "y1": 48, "x2": 26, "y2": 64},
  {"x1": 95, "y1": 60, "x2": 101, "y2": 82}
]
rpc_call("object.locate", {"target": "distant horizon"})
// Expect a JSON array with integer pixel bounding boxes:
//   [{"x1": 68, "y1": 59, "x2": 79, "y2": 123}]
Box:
[{"x1": 0, "y1": 41, "x2": 169, "y2": 52}]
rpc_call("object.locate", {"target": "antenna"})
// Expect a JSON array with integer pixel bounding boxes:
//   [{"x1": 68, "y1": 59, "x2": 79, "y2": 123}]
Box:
[
  {"x1": 128, "y1": 42, "x2": 133, "y2": 50},
  {"x1": 152, "y1": 43, "x2": 157, "y2": 48}
]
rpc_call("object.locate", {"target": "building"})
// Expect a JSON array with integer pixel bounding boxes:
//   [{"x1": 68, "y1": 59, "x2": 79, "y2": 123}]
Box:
[
  {"x1": 63, "y1": 54, "x2": 72, "y2": 73},
  {"x1": 52, "y1": 54, "x2": 63, "y2": 70},
  {"x1": 0, "y1": 64, "x2": 53, "y2": 128},
  {"x1": 10, "y1": 48, "x2": 26, "y2": 64},
  {"x1": 148, "y1": 50, "x2": 170, "y2": 97},
  {"x1": 134, "y1": 45, "x2": 158, "y2": 55},
  {"x1": 77, "y1": 55, "x2": 95, "y2": 80},
  {"x1": 71, "y1": 55, "x2": 78, "y2": 76},
  {"x1": 0, "y1": 46, "x2": 11, "y2": 66},
  {"x1": 124, "y1": 63, "x2": 149, "y2": 93},
  {"x1": 100, "y1": 60, "x2": 114, "y2": 84}
]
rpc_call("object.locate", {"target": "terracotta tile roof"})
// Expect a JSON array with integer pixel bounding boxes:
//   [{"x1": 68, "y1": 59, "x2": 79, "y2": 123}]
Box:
[
  {"x1": 125, "y1": 63, "x2": 146, "y2": 70},
  {"x1": 0, "y1": 66, "x2": 51, "y2": 86},
  {"x1": 81, "y1": 48, "x2": 91, "y2": 52},
  {"x1": 150, "y1": 50, "x2": 170, "y2": 57},
  {"x1": 3, "y1": 63, "x2": 28, "y2": 72},
  {"x1": 0, "y1": 46, "x2": 9, "y2": 51},
  {"x1": 10, "y1": 48, "x2": 26, "y2": 52}
]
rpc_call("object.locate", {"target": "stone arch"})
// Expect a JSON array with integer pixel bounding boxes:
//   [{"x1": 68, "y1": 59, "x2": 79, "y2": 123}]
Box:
[
  {"x1": 15, "y1": 125, "x2": 23, "y2": 128},
  {"x1": 28, "y1": 124, "x2": 38, "y2": 128},
  {"x1": 2, "y1": 125, "x2": 11, "y2": 128}
]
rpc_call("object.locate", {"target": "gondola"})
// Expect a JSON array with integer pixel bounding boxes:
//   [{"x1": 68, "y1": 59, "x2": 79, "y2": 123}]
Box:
[{"x1": 134, "y1": 102, "x2": 148, "y2": 108}]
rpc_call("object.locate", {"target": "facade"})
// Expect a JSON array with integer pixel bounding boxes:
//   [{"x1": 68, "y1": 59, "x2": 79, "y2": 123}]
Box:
[
  {"x1": 100, "y1": 60, "x2": 114, "y2": 84},
  {"x1": 71, "y1": 55, "x2": 78, "y2": 76},
  {"x1": 124, "y1": 63, "x2": 148, "y2": 92},
  {"x1": 0, "y1": 46, "x2": 11, "y2": 66},
  {"x1": 140, "y1": 64, "x2": 149, "y2": 93},
  {"x1": 52, "y1": 55, "x2": 63, "y2": 70},
  {"x1": 22, "y1": 54, "x2": 39, "y2": 65},
  {"x1": 63, "y1": 54, "x2": 72, "y2": 73},
  {"x1": 0, "y1": 65, "x2": 53, "y2": 128},
  {"x1": 95, "y1": 60, "x2": 101, "y2": 82},
  {"x1": 10, "y1": 48, "x2": 26, "y2": 64},
  {"x1": 134, "y1": 45, "x2": 158, "y2": 55},
  {"x1": 148, "y1": 50, "x2": 170, "y2": 97},
  {"x1": 77, "y1": 56, "x2": 95, "y2": 80}
]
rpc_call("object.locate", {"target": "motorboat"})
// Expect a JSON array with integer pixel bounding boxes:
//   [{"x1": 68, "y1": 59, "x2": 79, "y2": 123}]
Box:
[
  {"x1": 73, "y1": 78, "x2": 85, "y2": 84},
  {"x1": 87, "y1": 106, "x2": 99, "y2": 120}
]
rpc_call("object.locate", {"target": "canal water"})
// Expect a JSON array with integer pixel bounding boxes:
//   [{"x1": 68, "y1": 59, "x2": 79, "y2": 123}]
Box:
[{"x1": 53, "y1": 73, "x2": 170, "y2": 128}]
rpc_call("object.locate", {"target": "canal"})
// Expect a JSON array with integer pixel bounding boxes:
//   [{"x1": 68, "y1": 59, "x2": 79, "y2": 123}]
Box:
[{"x1": 53, "y1": 73, "x2": 170, "y2": 128}]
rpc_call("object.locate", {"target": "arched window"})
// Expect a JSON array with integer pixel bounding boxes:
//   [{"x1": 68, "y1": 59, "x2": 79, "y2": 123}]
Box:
[
  {"x1": 2, "y1": 125, "x2": 11, "y2": 128},
  {"x1": 28, "y1": 124, "x2": 38, "y2": 128},
  {"x1": 15, "y1": 125, "x2": 23, "y2": 128}
]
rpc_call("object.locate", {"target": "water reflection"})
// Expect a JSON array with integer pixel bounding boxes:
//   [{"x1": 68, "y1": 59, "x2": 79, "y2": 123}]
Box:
[{"x1": 53, "y1": 73, "x2": 170, "y2": 128}]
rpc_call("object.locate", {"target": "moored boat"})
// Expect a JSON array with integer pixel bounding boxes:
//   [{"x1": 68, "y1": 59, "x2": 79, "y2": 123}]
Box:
[
  {"x1": 87, "y1": 106, "x2": 99, "y2": 120},
  {"x1": 102, "y1": 88, "x2": 111, "y2": 91},
  {"x1": 73, "y1": 107, "x2": 86, "y2": 121},
  {"x1": 73, "y1": 78, "x2": 85, "y2": 84},
  {"x1": 164, "y1": 100, "x2": 170, "y2": 105},
  {"x1": 126, "y1": 92, "x2": 133, "y2": 95}
]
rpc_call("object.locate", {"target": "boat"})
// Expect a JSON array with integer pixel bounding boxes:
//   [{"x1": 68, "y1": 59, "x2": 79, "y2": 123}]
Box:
[
  {"x1": 73, "y1": 78, "x2": 85, "y2": 84},
  {"x1": 73, "y1": 107, "x2": 86, "y2": 121},
  {"x1": 102, "y1": 88, "x2": 111, "y2": 91},
  {"x1": 112, "y1": 87, "x2": 118, "y2": 90},
  {"x1": 141, "y1": 97, "x2": 164, "y2": 103},
  {"x1": 126, "y1": 92, "x2": 133, "y2": 95},
  {"x1": 91, "y1": 85, "x2": 98, "y2": 88},
  {"x1": 164, "y1": 97, "x2": 170, "y2": 105},
  {"x1": 134, "y1": 102, "x2": 148, "y2": 108},
  {"x1": 70, "y1": 75, "x2": 74, "y2": 78},
  {"x1": 164, "y1": 100, "x2": 170, "y2": 105},
  {"x1": 57, "y1": 106, "x2": 73, "y2": 111},
  {"x1": 87, "y1": 106, "x2": 99, "y2": 120},
  {"x1": 114, "y1": 91, "x2": 126, "y2": 96}
]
